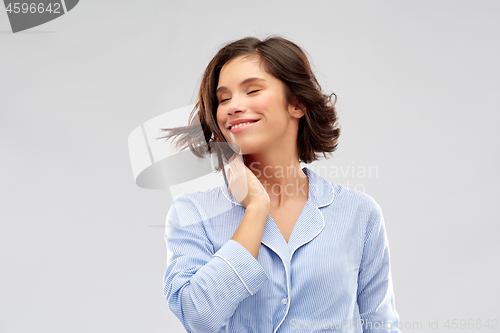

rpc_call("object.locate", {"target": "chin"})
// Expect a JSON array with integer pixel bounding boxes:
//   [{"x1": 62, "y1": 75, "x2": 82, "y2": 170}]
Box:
[{"x1": 235, "y1": 146, "x2": 258, "y2": 156}]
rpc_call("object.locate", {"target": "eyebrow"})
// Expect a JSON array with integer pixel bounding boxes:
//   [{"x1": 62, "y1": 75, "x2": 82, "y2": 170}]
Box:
[{"x1": 216, "y1": 77, "x2": 266, "y2": 95}]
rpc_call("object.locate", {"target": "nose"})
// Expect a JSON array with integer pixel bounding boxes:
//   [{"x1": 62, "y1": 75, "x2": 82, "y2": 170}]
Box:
[{"x1": 225, "y1": 94, "x2": 247, "y2": 115}]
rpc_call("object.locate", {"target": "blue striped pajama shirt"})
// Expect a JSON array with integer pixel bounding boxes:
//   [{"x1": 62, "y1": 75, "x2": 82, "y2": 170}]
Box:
[{"x1": 163, "y1": 167, "x2": 401, "y2": 333}]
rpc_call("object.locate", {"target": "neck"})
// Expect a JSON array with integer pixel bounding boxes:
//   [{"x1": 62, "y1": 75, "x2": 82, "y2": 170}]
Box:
[{"x1": 244, "y1": 153, "x2": 309, "y2": 208}]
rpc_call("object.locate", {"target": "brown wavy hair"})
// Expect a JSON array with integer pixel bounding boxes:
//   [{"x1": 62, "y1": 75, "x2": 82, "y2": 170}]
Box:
[{"x1": 158, "y1": 36, "x2": 340, "y2": 182}]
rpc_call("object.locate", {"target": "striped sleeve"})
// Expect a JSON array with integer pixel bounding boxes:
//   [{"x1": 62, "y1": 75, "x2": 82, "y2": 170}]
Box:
[
  {"x1": 356, "y1": 199, "x2": 401, "y2": 333},
  {"x1": 163, "y1": 194, "x2": 268, "y2": 333}
]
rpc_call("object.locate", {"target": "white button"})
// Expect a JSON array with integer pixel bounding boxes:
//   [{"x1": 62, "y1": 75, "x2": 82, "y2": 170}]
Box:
[{"x1": 281, "y1": 297, "x2": 287, "y2": 305}]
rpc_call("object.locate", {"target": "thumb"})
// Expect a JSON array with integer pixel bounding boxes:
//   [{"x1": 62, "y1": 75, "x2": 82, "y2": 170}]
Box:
[{"x1": 227, "y1": 168, "x2": 232, "y2": 195}]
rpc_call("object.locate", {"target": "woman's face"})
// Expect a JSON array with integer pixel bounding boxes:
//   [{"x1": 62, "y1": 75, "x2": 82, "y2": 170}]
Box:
[{"x1": 216, "y1": 55, "x2": 303, "y2": 156}]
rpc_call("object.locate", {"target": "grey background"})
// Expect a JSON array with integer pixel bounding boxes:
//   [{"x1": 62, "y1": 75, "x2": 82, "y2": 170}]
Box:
[{"x1": 1, "y1": 1, "x2": 499, "y2": 332}]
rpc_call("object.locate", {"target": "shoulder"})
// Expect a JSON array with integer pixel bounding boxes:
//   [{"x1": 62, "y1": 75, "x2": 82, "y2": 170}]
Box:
[
  {"x1": 168, "y1": 185, "x2": 236, "y2": 226},
  {"x1": 171, "y1": 186, "x2": 224, "y2": 207},
  {"x1": 328, "y1": 184, "x2": 385, "y2": 244},
  {"x1": 329, "y1": 183, "x2": 383, "y2": 232},
  {"x1": 332, "y1": 184, "x2": 388, "y2": 242},
  {"x1": 331, "y1": 183, "x2": 381, "y2": 213}
]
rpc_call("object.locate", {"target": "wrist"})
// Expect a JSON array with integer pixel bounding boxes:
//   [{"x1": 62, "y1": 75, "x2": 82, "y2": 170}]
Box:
[{"x1": 246, "y1": 201, "x2": 270, "y2": 214}]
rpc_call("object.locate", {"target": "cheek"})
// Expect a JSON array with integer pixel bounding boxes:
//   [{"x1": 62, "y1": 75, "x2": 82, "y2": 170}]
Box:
[
  {"x1": 216, "y1": 108, "x2": 226, "y2": 127},
  {"x1": 215, "y1": 109, "x2": 230, "y2": 141},
  {"x1": 255, "y1": 92, "x2": 282, "y2": 111},
  {"x1": 255, "y1": 95, "x2": 286, "y2": 121},
  {"x1": 248, "y1": 98, "x2": 269, "y2": 116}
]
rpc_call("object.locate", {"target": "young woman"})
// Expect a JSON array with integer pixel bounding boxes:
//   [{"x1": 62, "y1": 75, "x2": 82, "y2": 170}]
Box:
[{"x1": 161, "y1": 36, "x2": 401, "y2": 333}]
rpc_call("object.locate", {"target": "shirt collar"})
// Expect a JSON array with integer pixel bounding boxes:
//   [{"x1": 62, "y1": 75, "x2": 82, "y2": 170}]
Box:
[{"x1": 219, "y1": 166, "x2": 334, "y2": 208}]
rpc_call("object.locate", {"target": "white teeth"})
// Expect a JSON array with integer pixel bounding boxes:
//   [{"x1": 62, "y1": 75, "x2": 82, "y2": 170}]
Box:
[{"x1": 230, "y1": 121, "x2": 254, "y2": 130}]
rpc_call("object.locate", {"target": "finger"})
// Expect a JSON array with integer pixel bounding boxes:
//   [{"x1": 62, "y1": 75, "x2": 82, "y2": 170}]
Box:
[
  {"x1": 227, "y1": 168, "x2": 232, "y2": 194},
  {"x1": 233, "y1": 153, "x2": 245, "y2": 174},
  {"x1": 231, "y1": 154, "x2": 240, "y2": 173},
  {"x1": 228, "y1": 157, "x2": 237, "y2": 172},
  {"x1": 236, "y1": 152, "x2": 244, "y2": 165}
]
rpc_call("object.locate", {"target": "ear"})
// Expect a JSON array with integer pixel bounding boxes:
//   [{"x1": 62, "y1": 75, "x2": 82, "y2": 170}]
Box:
[{"x1": 288, "y1": 98, "x2": 306, "y2": 119}]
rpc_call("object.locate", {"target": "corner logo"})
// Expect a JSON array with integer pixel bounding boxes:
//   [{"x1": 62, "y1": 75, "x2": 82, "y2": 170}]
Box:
[{"x1": 3, "y1": 0, "x2": 79, "y2": 33}]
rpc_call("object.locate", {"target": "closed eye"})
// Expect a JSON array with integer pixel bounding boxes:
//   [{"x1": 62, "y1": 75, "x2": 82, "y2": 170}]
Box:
[{"x1": 248, "y1": 90, "x2": 260, "y2": 95}]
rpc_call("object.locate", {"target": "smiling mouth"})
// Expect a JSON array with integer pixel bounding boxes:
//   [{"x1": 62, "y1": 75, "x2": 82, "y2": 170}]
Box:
[{"x1": 228, "y1": 120, "x2": 259, "y2": 133}]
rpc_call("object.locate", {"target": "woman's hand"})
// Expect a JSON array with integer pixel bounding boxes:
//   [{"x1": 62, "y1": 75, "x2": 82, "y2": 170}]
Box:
[
  {"x1": 227, "y1": 154, "x2": 270, "y2": 209},
  {"x1": 228, "y1": 154, "x2": 270, "y2": 259}
]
